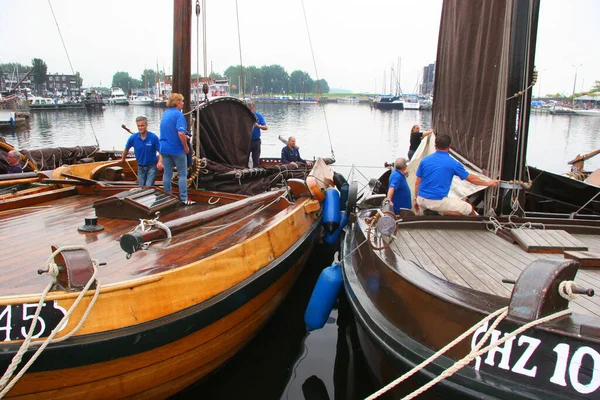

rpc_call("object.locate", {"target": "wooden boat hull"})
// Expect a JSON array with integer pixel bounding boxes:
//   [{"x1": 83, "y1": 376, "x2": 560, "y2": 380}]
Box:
[
  {"x1": 372, "y1": 101, "x2": 404, "y2": 110},
  {"x1": 2, "y1": 223, "x2": 316, "y2": 399},
  {"x1": 1, "y1": 206, "x2": 319, "y2": 398},
  {"x1": 526, "y1": 166, "x2": 600, "y2": 216},
  {"x1": 0, "y1": 187, "x2": 320, "y2": 398},
  {"x1": 342, "y1": 218, "x2": 600, "y2": 399}
]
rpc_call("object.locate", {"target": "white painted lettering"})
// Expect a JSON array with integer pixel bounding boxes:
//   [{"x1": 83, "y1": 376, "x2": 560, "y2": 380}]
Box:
[
  {"x1": 20, "y1": 303, "x2": 46, "y2": 339},
  {"x1": 53, "y1": 301, "x2": 69, "y2": 332},
  {"x1": 484, "y1": 330, "x2": 516, "y2": 370},
  {"x1": 471, "y1": 321, "x2": 489, "y2": 371},
  {"x1": 550, "y1": 343, "x2": 570, "y2": 387},
  {"x1": 511, "y1": 335, "x2": 540, "y2": 378},
  {"x1": 0, "y1": 306, "x2": 11, "y2": 341},
  {"x1": 569, "y1": 346, "x2": 600, "y2": 394}
]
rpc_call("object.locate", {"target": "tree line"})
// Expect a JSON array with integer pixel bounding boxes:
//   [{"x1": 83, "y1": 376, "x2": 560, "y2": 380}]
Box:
[
  {"x1": 223, "y1": 64, "x2": 329, "y2": 95},
  {"x1": 110, "y1": 64, "x2": 329, "y2": 95}
]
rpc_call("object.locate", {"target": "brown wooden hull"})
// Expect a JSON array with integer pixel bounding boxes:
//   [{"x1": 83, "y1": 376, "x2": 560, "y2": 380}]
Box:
[
  {"x1": 342, "y1": 215, "x2": 600, "y2": 399},
  {"x1": 5, "y1": 230, "x2": 315, "y2": 399},
  {"x1": 0, "y1": 176, "x2": 322, "y2": 397}
]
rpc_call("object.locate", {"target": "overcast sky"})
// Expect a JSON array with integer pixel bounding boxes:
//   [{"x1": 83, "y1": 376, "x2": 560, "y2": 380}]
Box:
[{"x1": 1, "y1": 0, "x2": 598, "y2": 95}]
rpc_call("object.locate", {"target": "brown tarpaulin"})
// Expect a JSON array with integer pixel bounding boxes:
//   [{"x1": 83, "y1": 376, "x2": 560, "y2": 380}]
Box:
[
  {"x1": 432, "y1": 0, "x2": 508, "y2": 172},
  {"x1": 0, "y1": 144, "x2": 99, "y2": 173},
  {"x1": 193, "y1": 97, "x2": 314, "y2": 195},
  {"x1": 196, "y1": 97, "x2": 256, "y2": 167}
]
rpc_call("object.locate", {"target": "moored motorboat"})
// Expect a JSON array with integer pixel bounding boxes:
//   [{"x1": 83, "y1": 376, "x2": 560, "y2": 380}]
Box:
[
  {"x1": 107, "y1": 87, "x2": 129, "y2": 105},
  {"x1": 128, "y1": 95, "x2": 154, "y2": 105},
  {"x1": 372, "y1": 95, "x2": 404, "y2": 110},
  {"x1": 574, "y1": 109, "x2": 600, "y2": 117}
]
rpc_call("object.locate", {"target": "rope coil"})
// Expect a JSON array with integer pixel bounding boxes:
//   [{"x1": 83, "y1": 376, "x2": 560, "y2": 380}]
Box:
[{"x1": 0, "y1": 245, "x2": 101, "y2": 397}]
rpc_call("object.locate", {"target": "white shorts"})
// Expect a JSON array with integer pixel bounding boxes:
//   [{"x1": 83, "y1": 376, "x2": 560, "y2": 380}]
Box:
[{"x1": 416, "y1": 196, "x2": 473, "y2": 216}]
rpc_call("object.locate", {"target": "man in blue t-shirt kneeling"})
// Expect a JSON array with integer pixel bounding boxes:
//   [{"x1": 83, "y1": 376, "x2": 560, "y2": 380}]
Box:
[
  {"x1": 385, "y1": 157, "x2": 412, "y2": 215},
  {"x1": 415, "y1": 134, "x2": 499, "y2": 216}
]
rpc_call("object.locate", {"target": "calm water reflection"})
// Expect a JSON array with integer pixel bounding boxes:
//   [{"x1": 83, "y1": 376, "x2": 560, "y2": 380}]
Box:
[{"x1": 5, "y1": 103, "x2": 599, "y2": 180}]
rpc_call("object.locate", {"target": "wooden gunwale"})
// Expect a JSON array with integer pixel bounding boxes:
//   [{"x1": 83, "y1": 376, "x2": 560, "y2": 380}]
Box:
[
  {"x1": 4, "y1": 234, "x2": 315, "y2": 398},
  {"x1": 343, "y1": 224, "x2": 600, "y2": 399},
  {"x1": 0, "y1": 190, "x2": 317, "y2": 338},
  {"x1": 0, "y1": 186, "x2": 77, "y2": 212},
  {"x1": 352, "y1": 216, "x2": 600, "y2": 345}
]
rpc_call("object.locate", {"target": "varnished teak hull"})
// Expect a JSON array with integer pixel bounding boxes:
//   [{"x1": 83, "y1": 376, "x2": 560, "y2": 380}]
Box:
[
  {"x1": 0, "y1": 184, "x2": 321, "y2": 398},
  {"x1": 342, "y1": 216, "x2": 600, "y2": 399}
]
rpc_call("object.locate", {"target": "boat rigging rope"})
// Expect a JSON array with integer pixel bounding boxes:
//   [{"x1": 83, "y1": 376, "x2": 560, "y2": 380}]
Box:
[
  {"x1": 485, "y1": 214, "x2": 545, "y2": 234},
  {"x1": 366, "y1": 300, "x2": 572, "y2": 400},
  {"x1": 484, "y1": 0, "x2": 512, "y2": 215},
  {"x1": 164, "y1": 192, "x2": 287, "y2": 250},
  {"x1": 48, "y1": 0, "x2": 100, "y2": 149},
  {"x1": 47, "y1": 0, "x2": 75, "y2": 77},
  {"x1": 508, "y1": 0, "x2": 536, "y2": 216},
  {"x1": 300, "y1": 0, "x2": 335, "y2": 160},
  {"x1": 133, "y1": 216, "x2": 172, "y2": 252},
  {"x1": 235, "y1": 0, "x2": 245, "y2": 99},
  {"x1": 195, "y1": 0, "x2": 201, "y2": 162},
  {"x1": 124, "y1": 158, "x2": 139, "y2": 181},
  {"x1": 0, "y1": 245, "x2": 101, "y2": 398}
]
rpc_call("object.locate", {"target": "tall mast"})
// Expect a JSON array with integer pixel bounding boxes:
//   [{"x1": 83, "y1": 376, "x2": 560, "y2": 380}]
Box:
[
  {"x1": 173, "y1": 0, "x2": 192, "y2": 119},
  {"x1": 501, "y1": 0, "x2": 540, "y2": 184}
]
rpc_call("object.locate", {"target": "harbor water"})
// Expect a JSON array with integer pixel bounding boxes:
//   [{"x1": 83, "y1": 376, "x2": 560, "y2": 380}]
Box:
[{"x1": 2, "y1": 103, "x2": 600, "y2": 399}]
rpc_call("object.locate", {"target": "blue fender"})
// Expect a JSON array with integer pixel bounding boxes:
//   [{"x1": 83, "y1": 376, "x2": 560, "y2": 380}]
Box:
[
  {"x1": 323, "y1": 187, "x2": 341, "y2": 233},
  {"x1": 304, "y1": 254, "x2": 344, "y2": 331},
  {"x1": 323, "y1": 211, "x2": 349, "y2": 246}
]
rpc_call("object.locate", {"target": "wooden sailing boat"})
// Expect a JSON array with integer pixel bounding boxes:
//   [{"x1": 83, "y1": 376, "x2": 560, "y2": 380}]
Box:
[
  {"x1": 0, "y1": 1, "x2": 335, "y2": 398},
  {"x1": 342, "y1": 1, "x2": 600, "y2": 398}
]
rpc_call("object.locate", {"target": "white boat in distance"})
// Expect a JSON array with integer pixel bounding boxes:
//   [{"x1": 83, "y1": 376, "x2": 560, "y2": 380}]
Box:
[
  {"x1": 574, "y1": 109, "x2": 600, "y2": 117},
  {"x1": 128, "y1": 95, "x2": 153, "y2": 106},
  {"x1": 337, "y1": 96, "x2": 359, "y2": 103},
  {"x1": 191, "y1": 79, "x2": 229, "y2": 104},
  {"x1": 107, "y1": 87, "x2": 129, "y2": 105}
]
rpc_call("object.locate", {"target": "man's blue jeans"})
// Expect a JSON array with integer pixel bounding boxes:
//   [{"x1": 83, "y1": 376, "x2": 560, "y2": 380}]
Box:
[
  {"x1": 161, "y1": 153, "x2": 188, "y2": 201},
  {"x1": 137, "y1": 164, "x2": 158, "y2": 186}
]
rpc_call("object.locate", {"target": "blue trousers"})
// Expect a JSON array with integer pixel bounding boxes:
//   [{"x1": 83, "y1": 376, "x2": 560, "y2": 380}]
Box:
[
  {"x1": 161, "y1": 153, "x2": 188, "y2": 201},
  {"x1": 137, "y1": 164, "x2": 158, "y2": 186},
  {"x1": 248, "y1": 138, "x2": 261, "y2": 168}
]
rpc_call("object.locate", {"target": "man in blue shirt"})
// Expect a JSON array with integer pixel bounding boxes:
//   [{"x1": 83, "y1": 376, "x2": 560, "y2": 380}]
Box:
[
  {"x1": 281, "y1": 136, "x2": 312, "y2": 167},
  {"x1": 160, "y1": 93, "x2": 194, "y2": 205},
  {"x1": 247, "y1": 101, "x2": 268, "y2": 168},
  {"x1": 415, "y1": 134, "x2": 499, "y2": 216},
  {"x1": 120, "y1": 116, "x2": 162, "y2": 186},
  {"x1": 385, "y1": 158, "x2": 412, "y2": 214}
]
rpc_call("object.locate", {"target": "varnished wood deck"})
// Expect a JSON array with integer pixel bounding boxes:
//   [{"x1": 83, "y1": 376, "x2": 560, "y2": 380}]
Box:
[
  {"x1": 389, "y1": 227, "x2": 600, "y2": 318},
  {"x1": 0, "y1": 192, "x2": 280, "y2": 296}
]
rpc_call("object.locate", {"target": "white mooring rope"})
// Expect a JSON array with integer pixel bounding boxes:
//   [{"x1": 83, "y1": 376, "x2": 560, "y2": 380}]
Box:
[
  {"x1": 366, "y1": 281, "x2": 575, "y2": 400},
  {"x1": 0, "y1": 245, "x2": 101, "y2": 398}
]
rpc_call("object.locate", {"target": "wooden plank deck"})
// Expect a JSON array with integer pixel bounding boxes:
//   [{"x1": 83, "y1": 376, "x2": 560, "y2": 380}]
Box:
[
  {"x1": 0, "y1": 193, "x2": 279, "y2": 296},
  {"x1": 510, "y1": 228, "x2": 588, "y2": 253},
  {"x1": 565, "y1": 251, "x2": 600, "y2": 268},
  {"x1": 389, "y1": 227, "x2": 600, "y2": 318}
]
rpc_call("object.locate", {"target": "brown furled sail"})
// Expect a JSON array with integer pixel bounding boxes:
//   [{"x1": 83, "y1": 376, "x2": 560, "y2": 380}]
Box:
[
  {"x1": 432, "y1": 0, "x2": 540, "y2": 184},
  {"x1": 432, "y1": 1, "x2": 509, "y2": 172}
]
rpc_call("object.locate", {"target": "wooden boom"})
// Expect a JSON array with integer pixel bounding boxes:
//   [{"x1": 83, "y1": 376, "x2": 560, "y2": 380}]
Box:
[
  {"x1": 119, "y1": 189, "x2": 286, "y2": 254},
  {"x1": 568, "y1": 148, "x2": 600, "y2": 166}
]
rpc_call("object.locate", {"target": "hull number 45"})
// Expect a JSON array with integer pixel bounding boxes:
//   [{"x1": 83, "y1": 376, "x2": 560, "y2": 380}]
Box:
[{"x1": 0, "y1": 302, "x2": 67, "y2": 342}]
